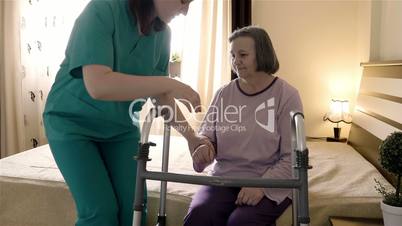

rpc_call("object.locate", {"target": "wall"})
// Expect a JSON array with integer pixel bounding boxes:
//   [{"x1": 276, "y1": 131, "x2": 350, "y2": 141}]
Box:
[{"x1": 252, "y1": 0, "x2": 361, "y2": 138}]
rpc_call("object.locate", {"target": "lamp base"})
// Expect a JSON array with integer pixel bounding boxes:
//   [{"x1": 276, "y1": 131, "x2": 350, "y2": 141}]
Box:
[{"x1": 333, "y1": 127, "x2": 341, "y2": 139}]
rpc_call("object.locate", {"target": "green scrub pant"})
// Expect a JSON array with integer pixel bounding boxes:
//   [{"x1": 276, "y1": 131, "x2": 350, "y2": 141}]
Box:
[{"x1": 48, "y1": 138, "x2": 146, "y2": 226}]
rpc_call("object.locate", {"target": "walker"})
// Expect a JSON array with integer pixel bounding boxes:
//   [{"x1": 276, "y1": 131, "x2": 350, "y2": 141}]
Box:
[{"x1": 132, "y1": 108, "x2": 310, "y2": 226}]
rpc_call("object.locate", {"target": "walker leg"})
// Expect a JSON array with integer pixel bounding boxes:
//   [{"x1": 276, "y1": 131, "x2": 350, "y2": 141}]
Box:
[
  {"x1": 132, "y1": 142, "x2": 154, "y2": 226},
  {"x1": 156, "y1": 123, "x2": 170, "y2": 226},
  {"x1": 133, "y1": 211, "x2": 142, "y2": 226},
  {"x1": 156, "y1": 215, "x2": 166, "y2": 226},
  {"x1": 132, "y1": 170, "x2": 145, "y2": 226},
  {"x1": 132, "y1": 175, "x2": 145, "y2": 226}
]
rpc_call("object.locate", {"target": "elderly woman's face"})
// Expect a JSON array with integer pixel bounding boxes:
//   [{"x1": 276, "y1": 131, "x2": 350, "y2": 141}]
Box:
[
  {"x1": 230, "y1": 37, "x2": 258, "y2": 79},
  {"x1": 154, "y1": 0, "x2": 192, "y2": 23}
]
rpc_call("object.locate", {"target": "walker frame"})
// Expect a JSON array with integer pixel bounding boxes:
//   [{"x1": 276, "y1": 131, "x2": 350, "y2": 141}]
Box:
[{"x1": 132, "y1": 108, "x2": 310, "y2": 226}]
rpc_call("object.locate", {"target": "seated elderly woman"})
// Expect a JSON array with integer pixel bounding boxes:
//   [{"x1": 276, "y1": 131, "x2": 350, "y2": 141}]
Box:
[{"x1": 186, "y1": 26, "x2": 303, "y2": 226}]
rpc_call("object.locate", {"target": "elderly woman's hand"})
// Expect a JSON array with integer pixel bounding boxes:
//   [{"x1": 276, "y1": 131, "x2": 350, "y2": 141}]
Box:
[
  {"x1": 188, "y1": 135, "x2": 215, "y2": 172},
  {"x1": 235, "y1": 187, "x2": 265, "y2": 206}
]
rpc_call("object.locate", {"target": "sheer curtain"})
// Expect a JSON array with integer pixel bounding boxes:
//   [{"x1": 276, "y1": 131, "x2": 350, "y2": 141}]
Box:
[
  {"x1": 143, "y1": 0, "x2": 232, "y2": 134},
  {"x1": 0, "y1": 0, "x2": 89, "y2": 156},
  {"x1": 181, "y1": 0, "x2": 232, "y2": 108},
  {"x1": 18, "y1": 0, "x2": 89, "y2": 151},
  {"x1": 171, "y1": 0, "x2": 232, "y2": 131},
  {"x1": 0, "y1": 0, "x2": 24, "y2": 158}
]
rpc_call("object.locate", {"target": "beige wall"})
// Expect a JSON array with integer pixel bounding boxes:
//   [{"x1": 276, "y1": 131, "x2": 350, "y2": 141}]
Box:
[{"x1": 252, "y1": 0, "x2": 362, "y2": 138}]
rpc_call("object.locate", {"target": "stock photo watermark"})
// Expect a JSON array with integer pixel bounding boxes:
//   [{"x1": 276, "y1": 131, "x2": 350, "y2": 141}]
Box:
[{"x1": 128, "y1": 97, "x2": 276, "y2": 133}]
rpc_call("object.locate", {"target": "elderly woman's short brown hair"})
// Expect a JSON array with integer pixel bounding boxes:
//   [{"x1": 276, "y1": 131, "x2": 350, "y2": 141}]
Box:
[{"x1": 229, "y1": 26, "x2": 279, "y2": 74}]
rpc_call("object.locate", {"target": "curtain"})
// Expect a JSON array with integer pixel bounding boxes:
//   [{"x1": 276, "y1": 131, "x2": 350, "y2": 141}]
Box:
[
  {"x1": 231, "y1": 0, "x2": 252, "y2": 31},
  {"x1": 18, "y1": 0, "x2": 89, "y2": 151},
  {"x1": 0, "y1": 0, "x2": 25, "y2": 158},
  {"x1": 1, "y1": 0, "x2": 89, "y2": 156},
  {"x1": 181, "y1": 0, "x2": 232, "y2": 108},
  {"x1": 144, "y1": 0, "x2": 232, "y2": 135},
  {"x1": 231, "y1": 0, "x2": 251, "y2": 80}
]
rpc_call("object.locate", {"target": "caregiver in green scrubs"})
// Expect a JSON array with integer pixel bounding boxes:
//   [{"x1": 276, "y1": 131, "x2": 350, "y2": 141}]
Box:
[{"x1": 43, "y1": 0, "x2": 213, "y2": 226}]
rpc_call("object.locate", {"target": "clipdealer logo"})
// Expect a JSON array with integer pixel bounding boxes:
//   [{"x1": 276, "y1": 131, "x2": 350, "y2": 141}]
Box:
[
  {"x1": 128, "y1": 98, "x2": 147, "y2": 125},
  {"x1": 255, "y1": 97, "x2": 275, "y2": 133},
  {"x1": 128, "y1": 97, "x2": 193, "y2": 125},
  {"x1": 128, "y1": 97, "x2": 275, "y2": 133}
]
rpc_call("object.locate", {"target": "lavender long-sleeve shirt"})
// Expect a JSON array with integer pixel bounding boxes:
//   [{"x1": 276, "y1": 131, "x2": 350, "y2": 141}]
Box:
[{"x1": 199, "y1": 77, "x2": 303, "y2": 204}]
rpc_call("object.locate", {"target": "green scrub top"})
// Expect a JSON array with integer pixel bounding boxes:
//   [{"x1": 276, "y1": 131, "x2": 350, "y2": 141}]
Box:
[{"x1": 43, "y1": 0, "x2": 171, "y2": 141}]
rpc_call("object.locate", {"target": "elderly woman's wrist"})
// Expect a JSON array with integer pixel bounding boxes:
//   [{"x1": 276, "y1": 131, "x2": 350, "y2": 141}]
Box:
[{"x1": 183, "y1": 128, "x2": 197, "y2": 143}]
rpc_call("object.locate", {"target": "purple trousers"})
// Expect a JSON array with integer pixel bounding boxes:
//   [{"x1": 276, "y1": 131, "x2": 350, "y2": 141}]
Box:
[{"x1": 184, "y1": 186, "x2": 291, "y2": 226}]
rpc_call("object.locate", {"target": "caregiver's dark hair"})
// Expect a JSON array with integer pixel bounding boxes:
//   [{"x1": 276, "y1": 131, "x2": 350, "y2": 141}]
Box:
[
  {"x1": 229, "y1": 26, "x2": 279, "y2": 74},
  {"x1": 128, "y1": 0, "x2": 166, "y2": 35}
]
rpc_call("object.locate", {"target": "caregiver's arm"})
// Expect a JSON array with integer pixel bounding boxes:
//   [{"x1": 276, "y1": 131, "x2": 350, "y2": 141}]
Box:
[{"x1": 83, "y1": 64, "x2": 200, "y2": 112}]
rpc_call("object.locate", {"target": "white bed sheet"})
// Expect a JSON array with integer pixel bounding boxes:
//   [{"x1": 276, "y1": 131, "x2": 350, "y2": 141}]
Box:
[{"x1": 0, "y1": 135, "x2": 205, "y2": 196}]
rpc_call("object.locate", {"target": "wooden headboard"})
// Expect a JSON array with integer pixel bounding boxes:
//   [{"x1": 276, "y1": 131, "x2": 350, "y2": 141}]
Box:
[{"x1": 348, "y1": 60, "x2": 402, "y2": 187}]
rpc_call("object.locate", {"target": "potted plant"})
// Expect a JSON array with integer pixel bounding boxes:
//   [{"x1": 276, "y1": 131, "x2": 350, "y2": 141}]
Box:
[
  {"x1": 169, "y1": 52, "x2": 181, "y2": 78},
  {"x1": 375, "y1": 131, "x2": 402, "y2": 226}
]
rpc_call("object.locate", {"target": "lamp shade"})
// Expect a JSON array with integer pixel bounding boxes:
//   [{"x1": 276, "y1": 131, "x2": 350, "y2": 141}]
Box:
[{"x1": 323, "y1": 99, "x2": 352, "y2": 124}]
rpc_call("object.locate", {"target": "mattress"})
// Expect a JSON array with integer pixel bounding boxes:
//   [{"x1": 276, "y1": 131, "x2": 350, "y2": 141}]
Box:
[{"x1": 0, "y1": 135, "x2": 392, "y2": 226}]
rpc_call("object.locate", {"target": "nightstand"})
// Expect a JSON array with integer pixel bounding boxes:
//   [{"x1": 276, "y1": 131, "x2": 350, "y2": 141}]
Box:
[
  {"x1": 306, "y1": 137, "x2": 348, "y2": 143},
  {"x1": 329, "y1": 216, "x2": 383, "y2": 226},
  {"x1": 326, "y1": 137, "x2": 347, "y2": 143}
]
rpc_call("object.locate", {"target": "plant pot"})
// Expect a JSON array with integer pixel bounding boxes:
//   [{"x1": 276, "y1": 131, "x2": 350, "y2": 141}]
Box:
[
  {"x1": 169, "y1": 62, "x2": 181, "y2": 78},
  {"x1": 381, "y1": 201, "x2": 402, "y2": 226}
]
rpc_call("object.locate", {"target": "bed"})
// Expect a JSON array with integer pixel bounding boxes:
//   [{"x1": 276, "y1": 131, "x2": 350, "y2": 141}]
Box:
[{"x1": 0, "y1": 61, "x2": 401, "y2": 226}]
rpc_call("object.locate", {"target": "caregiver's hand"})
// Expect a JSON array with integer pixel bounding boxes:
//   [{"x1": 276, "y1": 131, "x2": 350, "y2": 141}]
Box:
[{"x1": 169, "y1": 80, "x2": 201, "y2": 113}]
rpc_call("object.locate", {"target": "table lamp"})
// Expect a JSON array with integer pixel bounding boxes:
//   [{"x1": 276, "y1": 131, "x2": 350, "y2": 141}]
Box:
[{"x1": 323, "y1": 99, "x2": 352, "y2": 142}]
